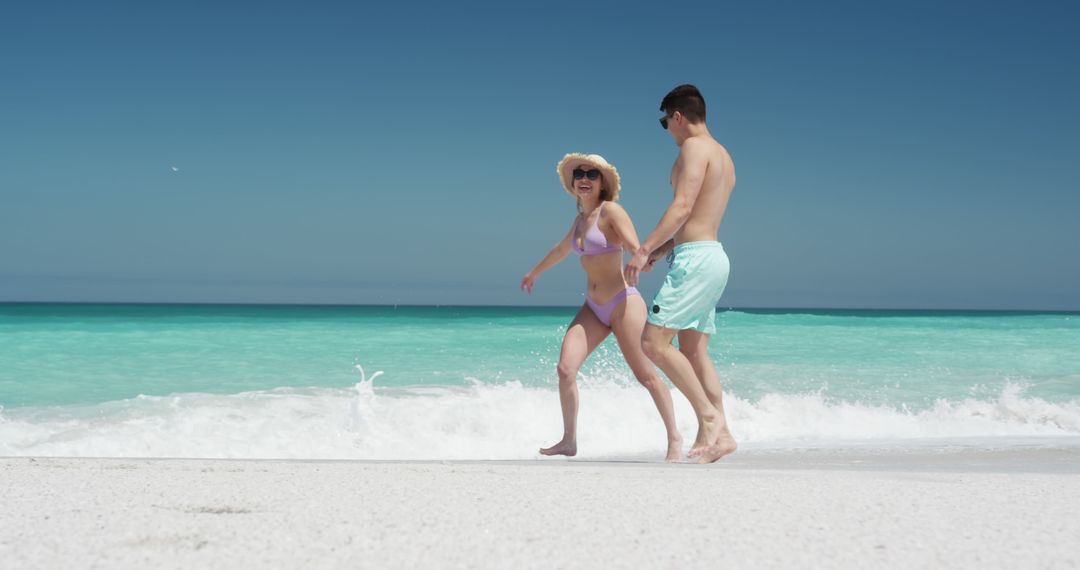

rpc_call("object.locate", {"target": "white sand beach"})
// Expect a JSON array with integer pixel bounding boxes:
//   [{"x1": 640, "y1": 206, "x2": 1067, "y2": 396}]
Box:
[{"x1": 3, "y1": 449, "x2": 1079, "y2": 569}]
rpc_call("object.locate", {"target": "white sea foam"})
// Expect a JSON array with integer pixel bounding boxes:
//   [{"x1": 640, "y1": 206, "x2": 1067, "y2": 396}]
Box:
[{"x1": 1, "y1": 378, "x2": 1078, "y2": 460}]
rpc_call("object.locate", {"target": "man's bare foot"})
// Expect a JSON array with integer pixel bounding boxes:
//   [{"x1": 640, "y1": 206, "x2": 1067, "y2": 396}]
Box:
[
  {"x1": 665, "y1": 435, "x2": 684, "y2": 463},
  {"x1": 687, "y1": 426, "x2": 709, "y2": 459},
  {"x1": 540, "y1": 439, "x2": 577, "y2": 457},
  {"x1": 689, "y1": 412, "x2": 725, "y2": 459},
  {"x1": 698, "y1": 431, "x2": 737, "y2": 464}
]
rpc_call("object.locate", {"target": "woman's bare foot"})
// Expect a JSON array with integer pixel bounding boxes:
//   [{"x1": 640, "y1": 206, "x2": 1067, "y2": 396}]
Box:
[
  {"x1": 540, "y1": 439, "x2": 577, "y2": 457},
  {"x1": 698, "y1": 430, "x2": 738, "y2": 464},
  {"x1": 665, "y1": 435, "x2": 684, "y2": 463}
]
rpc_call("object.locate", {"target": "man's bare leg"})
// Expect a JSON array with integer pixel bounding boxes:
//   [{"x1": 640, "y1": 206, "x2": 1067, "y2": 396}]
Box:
[
  {"x1": 611, "y1": 296, "x2": 683, "y2": 462},
  {"x1": 678, "y1": 329, "x2": 737, "y2": 461},
  {"x1": 641, "y1": 323, "x2": 726, "y2": 462},
  {"x1": 540, "y1": 305, "x2": 609, "y2": 457}
]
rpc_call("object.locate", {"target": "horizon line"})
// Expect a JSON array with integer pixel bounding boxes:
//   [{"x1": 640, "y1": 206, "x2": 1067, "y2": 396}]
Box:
[{"x1": 1, "y1": 301, "x2": 1077, "y2": 315}]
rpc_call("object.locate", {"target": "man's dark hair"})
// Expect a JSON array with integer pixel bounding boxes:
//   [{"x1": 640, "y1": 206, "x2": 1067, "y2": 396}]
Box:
[{"x1": 660, "y1": 84, "x2": 706, "y2": 124}]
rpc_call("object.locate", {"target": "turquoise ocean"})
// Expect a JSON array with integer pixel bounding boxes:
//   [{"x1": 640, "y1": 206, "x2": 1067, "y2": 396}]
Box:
[{"x1": 1, "y1": 304, "x2": 1078, "y2": 460}]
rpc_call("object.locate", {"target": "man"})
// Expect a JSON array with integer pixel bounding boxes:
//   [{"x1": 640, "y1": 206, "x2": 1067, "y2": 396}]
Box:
[{"x1": 624, "y1": 84, "x2": 737, "y2": 464}]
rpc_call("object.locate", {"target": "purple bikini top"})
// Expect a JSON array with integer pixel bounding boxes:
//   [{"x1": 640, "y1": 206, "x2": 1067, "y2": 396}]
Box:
[{"x1": 572, "y1": 203, "x2": 622, "y2": 257}]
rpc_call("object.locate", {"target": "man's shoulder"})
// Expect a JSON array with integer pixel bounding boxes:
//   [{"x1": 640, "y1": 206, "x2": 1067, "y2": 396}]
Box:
[
  {"x1": 679, "y1": 136, "x2": 718, "y2": 156},
  {"x1": 683, "y1": 136, "x2": 730, "y2": 164},
  {"x1": 682, "y1": 137, "x2": 725, "y2": 152}
]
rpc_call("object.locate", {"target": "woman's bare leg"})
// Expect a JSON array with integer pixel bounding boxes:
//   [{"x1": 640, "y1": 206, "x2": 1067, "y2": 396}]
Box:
[
  {"x1": 540, "y1": 304, "x2": 610, "y2": 456},
  {"x1": 610, "y1": 295, "x2": 683, "y2": 461}
]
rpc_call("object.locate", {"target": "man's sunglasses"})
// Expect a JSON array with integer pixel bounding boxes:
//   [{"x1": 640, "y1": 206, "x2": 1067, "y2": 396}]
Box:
[
  {"x1": 659, "y1": 114, "x2": 671, "y2": 130},
  {"x1": 573, "y1": 168, "x2": 602, "y2": 181}
]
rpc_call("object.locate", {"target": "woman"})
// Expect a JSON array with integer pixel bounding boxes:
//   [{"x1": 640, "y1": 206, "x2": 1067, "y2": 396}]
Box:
[{"x1": 521, "y1": 153, "x2": 682, "y2": 461}]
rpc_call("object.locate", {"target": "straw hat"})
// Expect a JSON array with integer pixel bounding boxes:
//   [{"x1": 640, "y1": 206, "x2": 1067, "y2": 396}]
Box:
[{"x1": 556, "y1": 153, "x2": 621, "y2": 201}]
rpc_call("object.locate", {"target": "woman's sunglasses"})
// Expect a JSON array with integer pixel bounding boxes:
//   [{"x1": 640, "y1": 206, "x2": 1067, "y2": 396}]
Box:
[{"x1": 572, "y1": 168, "x2": 602, "y2": 180}]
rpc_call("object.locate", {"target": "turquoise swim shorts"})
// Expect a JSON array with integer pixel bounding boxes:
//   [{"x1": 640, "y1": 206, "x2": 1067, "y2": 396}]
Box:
[{"x1": 647, "y1": 241, "x2": 730, "y2": 335}]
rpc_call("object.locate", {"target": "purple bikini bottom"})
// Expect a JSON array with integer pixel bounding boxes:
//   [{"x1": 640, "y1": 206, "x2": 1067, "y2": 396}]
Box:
[{"x1": 586, "y1": 287, "x2": 641, "y2": 327}]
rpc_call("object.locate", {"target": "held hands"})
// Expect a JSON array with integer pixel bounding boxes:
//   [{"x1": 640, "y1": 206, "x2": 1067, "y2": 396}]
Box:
[
  {"x1": 520, "y1": 272, "x2": 537, "y2": 295},
  {"x1": 624, "y1": 248, "x2": 651, "y2": 287}
]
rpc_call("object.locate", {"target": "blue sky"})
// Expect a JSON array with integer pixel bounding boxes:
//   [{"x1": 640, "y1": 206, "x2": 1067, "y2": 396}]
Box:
[{"x1": 1, "y1": 1, "x2": 1078, "y2": 310}]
